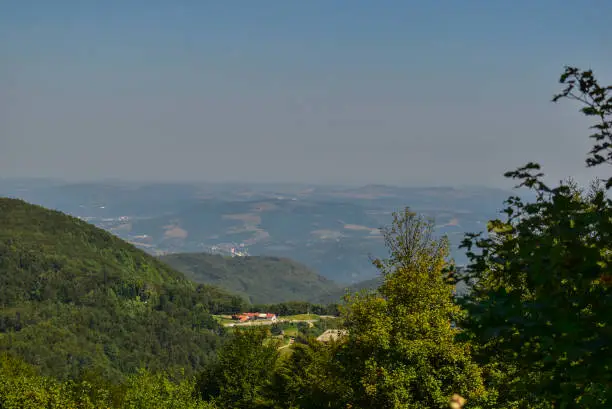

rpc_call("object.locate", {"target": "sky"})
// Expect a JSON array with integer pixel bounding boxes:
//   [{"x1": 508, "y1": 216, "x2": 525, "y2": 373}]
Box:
[{"x1": 1, "y1": 0, "x2": 611, "y2": 188}]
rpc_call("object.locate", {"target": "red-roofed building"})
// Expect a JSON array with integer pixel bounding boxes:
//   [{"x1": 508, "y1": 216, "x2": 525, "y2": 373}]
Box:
[{"x1": 231, "y1": 312, "x2": 277, "y2": 322}]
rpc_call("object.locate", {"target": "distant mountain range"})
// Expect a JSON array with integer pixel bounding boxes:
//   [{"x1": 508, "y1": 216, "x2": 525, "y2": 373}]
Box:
[{"x1": 0, "y1": 179, "x2": 518, "y2": 283}]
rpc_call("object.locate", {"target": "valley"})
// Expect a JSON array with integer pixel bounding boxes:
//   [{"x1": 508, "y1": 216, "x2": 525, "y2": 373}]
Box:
[
  {"x1": 2, "y1": 0, "x2": 608, "y2": 403},
  {"x1": 0, "y1": 180, "x2": 512, "y2": 284}
]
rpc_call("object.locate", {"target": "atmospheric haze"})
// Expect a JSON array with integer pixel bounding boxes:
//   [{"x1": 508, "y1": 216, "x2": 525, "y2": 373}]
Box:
[{"x1": 2, "y1": 1, "x2": 611, "y2": 187}]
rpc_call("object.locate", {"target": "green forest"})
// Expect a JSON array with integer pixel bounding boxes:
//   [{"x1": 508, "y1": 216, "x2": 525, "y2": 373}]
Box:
[
  {"x1": 1, "y1": 66, "x2": 610, "y2": 408},
  {"x1": 160, "y1": 252, "x2": 340, "y2": 304}
]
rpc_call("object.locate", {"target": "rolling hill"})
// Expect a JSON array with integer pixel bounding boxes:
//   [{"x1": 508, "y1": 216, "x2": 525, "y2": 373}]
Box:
[
  {"x1": 160, "y1": 253, "x2": 341, "y2": 304},
  {"x1": 0, "y1": 198, "x2": 246, "y2": 381}
]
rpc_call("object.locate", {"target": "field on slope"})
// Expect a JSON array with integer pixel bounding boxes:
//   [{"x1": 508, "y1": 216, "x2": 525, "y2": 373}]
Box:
[
  {"x1": 0, "y1": 198, "x2": 246, "y2": 381},
  {"x1": 160, "y1": 253, "x2": 341, "y2": 304}
]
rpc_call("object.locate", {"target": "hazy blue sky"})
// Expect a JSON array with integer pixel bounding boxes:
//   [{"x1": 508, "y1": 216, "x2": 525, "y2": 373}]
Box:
[{"x1": 2, "y1": 1, "x2": 610, "y2": 187}]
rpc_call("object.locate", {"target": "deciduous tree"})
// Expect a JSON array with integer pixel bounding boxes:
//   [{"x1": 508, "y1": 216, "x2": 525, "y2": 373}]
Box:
[
  {"x1": 459, "y1": 66, "x2": 612, "y2": 408},
  {"x1": 198, "y1": 327, "x2": 280, "y2": 408},
  {"x1": 339, "y1": 209, "x2": 487, "y2": 408}
]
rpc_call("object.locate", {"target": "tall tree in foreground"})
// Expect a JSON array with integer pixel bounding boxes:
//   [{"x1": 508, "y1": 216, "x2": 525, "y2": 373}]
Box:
[
  {"x1": 460, "y1": 67, "x2": 612, "y2": 408},
  {"x1": 267, "y1": 339, "x2": 352, "y2": 409},
  {"x1": 338, "y1": 209, "x2": 487, "y2": 408},
  {"x1": 197, "y1": 327, "x2": 280, "y2": 409}
]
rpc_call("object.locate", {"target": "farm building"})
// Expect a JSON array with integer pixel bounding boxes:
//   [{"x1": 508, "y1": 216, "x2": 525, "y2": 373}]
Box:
[{"x1": 231, "y1": 312, "x2": 277, "y2": 322}]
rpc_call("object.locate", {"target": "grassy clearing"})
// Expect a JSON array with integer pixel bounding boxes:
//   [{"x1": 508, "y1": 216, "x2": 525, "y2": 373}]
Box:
[
  {"x1": 281, "y1": 313, "x2": 319, "y2": 321},
  {"x1": 212, "y1": 315, "x2": 235, "y2": 326}
]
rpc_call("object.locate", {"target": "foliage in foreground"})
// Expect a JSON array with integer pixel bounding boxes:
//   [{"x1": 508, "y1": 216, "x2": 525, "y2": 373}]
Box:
[
  {"x1": 197, "y1": 327, "x2": 281, "y2": 409},
  {"x1": 335, "y1": 210, "x2": 487, "y2": 408},
  {"x1": 459, "y1": 66, "x2": 612, "y2": 408},
  {"x1": 0, "y1": 353, "x2": 216, "y2": 409}
]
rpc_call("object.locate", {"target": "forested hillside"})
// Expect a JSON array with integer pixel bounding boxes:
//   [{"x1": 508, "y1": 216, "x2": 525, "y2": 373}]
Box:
[
  {"x1": 0, "y1": 198, "x2": 246, "y2": 381},
  {"x1": 160, "y1": 252, "x2": 341, "y2": 304}
]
